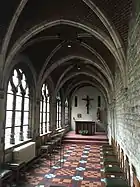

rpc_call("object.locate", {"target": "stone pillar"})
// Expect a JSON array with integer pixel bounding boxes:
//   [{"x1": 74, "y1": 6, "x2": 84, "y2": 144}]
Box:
[
  {"x1": 50, "y1": 97, "x2": 57, "y2": 132},
  {"x1": 0, "y1": 89, "x2": 6, "y2": 163},
  {"x1": 107, "y1": 103, "x2": 112, "y2": 144},
  {"x1": 33, "y1": 97, "x2": 40, "y2": 141},
  {"x1": 28, "y1": 94, "x2": 35, "y2": 139},
  {"x1": 130, "y1": 164, "x2": 134, "y2": 187},
  {"x1": 124, "y1": 155, "x2": 131, "y2": 185},
  {"x1": 61, "y1": 101, "x2": 65, "y2": 129},
  {"x1": 68, "y1": 97, "x2": 72, "y2": 130},
  {"x1": 132, "y1": 165, "x2": 140, "y2": 187},
  {"x1": 111, "y1": 99, "x2": 116, "y2": 139},
  {"x1": 108, "y1": 102, "x2": 114, "y2": 140}
]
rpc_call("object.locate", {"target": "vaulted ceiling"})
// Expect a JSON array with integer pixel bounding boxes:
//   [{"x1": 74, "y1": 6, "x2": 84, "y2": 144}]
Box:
[{"x1": 0, "y1": 0, "x2": 133, "y2": 101}]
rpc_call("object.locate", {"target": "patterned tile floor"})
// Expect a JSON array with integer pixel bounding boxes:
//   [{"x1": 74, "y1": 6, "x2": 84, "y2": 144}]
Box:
[{"x1": 15, "y1": 144, "x2": 103, "y2": 187}]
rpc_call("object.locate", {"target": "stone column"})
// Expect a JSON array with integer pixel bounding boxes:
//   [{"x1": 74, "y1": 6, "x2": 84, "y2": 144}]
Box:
[
  {"x1": 130, "y1": 163, "x2": 134, "y2": 187},
  {"x1": 61, "y1": 101, "x2": 65, "y2": 129},
  {"x1": 68, "y1": 97, "x2": 72, "y2": 130},
  {"x1": 111, "y1": 99, "x2": 116, "y2": 139},
  {"x1": 50, "y1": 97, "x2": 57, "y2": 132},
  {"x1": 28, "y1": 94, "x2": 35, "y2": 139},
  {"x1": 0, "y1": 89, "x2": 6, "y2": 163},
  {"x1": 33, "y1": 97, "x2": 40, "y2": 141},
  {"x1": 107, "y1": 103, "x2": 112, "y2": 144},
  {"x1": 132, "y1": 164, "x2": 140, "y2": 187}
]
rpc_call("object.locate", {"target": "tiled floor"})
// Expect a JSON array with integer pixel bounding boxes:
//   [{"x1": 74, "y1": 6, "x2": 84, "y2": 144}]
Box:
[{"x1": 16, "y1": 144, "x2": 103, "y2": 187}]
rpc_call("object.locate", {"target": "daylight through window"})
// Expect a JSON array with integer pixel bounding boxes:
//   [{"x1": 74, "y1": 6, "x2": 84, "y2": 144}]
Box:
[
  {"x1": 40, "y1": 83, "x2": 50, "y2": 134},
  {"x1": 65, "y1": 98, "x2": 68, "y2": 125},
  {"x1": 5, "y1": 69, "x2": 30, "y2": 149},
  {"x1": 56, "y1": 92, "x2": 61, "y2": 129}
]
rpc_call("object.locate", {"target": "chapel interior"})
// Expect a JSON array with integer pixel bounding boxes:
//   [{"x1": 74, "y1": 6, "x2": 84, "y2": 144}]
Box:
[{"x1": 0, "y1": 0, "x2": 140, "y2": 187}]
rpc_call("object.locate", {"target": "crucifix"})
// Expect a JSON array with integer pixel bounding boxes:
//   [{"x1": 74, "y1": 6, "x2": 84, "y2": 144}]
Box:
[{"x1": 82, "y1": 95, "x2": 94, "y2": 114}]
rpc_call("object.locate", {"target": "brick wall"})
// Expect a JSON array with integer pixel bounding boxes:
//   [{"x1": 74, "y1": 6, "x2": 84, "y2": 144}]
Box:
[{"x1": 115, "y1": 10, "x2": 140, "y2": 181}]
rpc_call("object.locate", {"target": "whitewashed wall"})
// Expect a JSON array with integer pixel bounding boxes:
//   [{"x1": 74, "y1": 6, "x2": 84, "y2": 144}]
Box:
[{"x1": 71, "y1": 86, "x2": 106, "y2": 130}]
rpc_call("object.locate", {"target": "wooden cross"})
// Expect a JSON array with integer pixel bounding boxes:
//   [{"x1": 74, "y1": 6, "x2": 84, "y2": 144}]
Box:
[{"x1": 82, "y1": 95, "x2": 94, "y2": 114}]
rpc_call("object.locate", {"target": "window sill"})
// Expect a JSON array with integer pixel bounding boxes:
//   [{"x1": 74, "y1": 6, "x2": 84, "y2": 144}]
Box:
[
  {"x1": 58, "y1": 128, "x2": 65, "y2": 132},
  {"x1": 65, "y1": 125, "x2": 69, "y2": 127},
  {"x1": 56, "y1": 128, "x2": 62, "y2": 131},
  {"x1": 5, "y1": 138, "x2": 32, "y2": 153},
  {"x1": 40, "y1": 131, "x2": 52, "y2": 137}
]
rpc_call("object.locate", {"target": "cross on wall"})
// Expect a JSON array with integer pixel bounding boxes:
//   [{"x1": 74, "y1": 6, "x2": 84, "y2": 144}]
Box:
[{"x1": 82, "y1": 95, "x2": 94, "y2": 114}]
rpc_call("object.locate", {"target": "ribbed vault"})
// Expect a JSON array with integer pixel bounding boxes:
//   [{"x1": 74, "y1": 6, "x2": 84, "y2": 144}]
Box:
[{"x1": 0, "y1": 0, "x2": 133, "y2": 103}]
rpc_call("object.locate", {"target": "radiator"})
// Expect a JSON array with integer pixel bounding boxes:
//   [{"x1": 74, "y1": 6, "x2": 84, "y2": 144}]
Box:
[{"x1": 13, "y1": 142, "x2": 36, "y2": 163}]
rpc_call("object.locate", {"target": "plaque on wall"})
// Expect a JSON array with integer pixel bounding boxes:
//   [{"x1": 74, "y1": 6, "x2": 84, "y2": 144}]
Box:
[{"x1": 77, "y1": 113, "x2": 82, "y2": 118}]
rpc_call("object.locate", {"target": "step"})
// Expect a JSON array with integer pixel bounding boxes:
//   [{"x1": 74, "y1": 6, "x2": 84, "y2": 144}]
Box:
[
  {"x1": 63, "y1": 139, "x2": 108, "y2": 145},
  {"x1": 64, "y1": 136, "x2": 108, "y2": 141}
]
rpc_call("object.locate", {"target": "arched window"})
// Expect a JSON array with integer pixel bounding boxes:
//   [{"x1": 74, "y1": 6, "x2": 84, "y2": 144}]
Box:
[
  {"x1": 40, "y1": 83, "x2": 50, "y2": 134},
  {"x1": 65, "y1": 98, "x2": 68, "y2": 125},
  {"x1": 56, "y1": 92, "x2": 61, "y2": 129},
  {"x1": 5, "y1": 69, "x2": 30, "y2": 149}
]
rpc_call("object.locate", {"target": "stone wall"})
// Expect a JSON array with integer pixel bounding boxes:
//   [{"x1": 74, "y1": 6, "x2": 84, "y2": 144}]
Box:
[{"x1": 115, "y1": 9, "x2": 140, "y2": 181}]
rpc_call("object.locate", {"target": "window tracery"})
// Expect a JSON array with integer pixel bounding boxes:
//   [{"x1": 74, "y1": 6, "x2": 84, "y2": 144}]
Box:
[{"x1": 5, "y1": 69, "x2": 30, "y2": 149}]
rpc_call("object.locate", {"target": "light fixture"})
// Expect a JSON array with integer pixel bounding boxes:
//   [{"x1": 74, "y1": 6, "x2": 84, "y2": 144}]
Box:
[
  {"x1": 77, "y1": 66, "x2": 80, "y2": 70},
  {"x1": 68, "y1": 44, "x2": 71, "y2": 48}
]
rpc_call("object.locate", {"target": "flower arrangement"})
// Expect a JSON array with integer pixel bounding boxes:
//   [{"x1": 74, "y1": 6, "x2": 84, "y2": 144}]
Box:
[{"x1": 79, "y1": 130, "x2": 88, "y2": 135}]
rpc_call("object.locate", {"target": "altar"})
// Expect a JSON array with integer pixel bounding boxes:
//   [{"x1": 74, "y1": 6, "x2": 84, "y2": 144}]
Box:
[{"x1": 75, "y1": 121, "x2": 95, "y2": 135}]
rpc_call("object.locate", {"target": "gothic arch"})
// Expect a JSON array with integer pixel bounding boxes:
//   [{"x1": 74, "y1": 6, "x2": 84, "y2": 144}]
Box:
[
  {"x1": 17, "y1": 36, "x2": 113, "y2": 83},
  {"x1": 54, "y1": 64, "x2": 112, "y2": 95},
  {"x1": 53, "y1": 71, "x2": 110, "y2": 103},
  {"x1": 1, "y1": 0, "x2": 125, "y2": 74},
  {"x1": 36, "y1": 75, "x2": 55, "y2": 99},
  {"x1": 4, "y1": 20, "x2": 125, "y2": 85},
  {"x1": 83, "y1": 0, "x2": 125, "y2": 61},
  {"x1": 38, "y1": 39, "x2": 113, "y2": 84},
  {"x1": 1, "y1": 0, "x2": 28, "y2": 61},
  {"x1": 39, "y1": 55, "x2": 114, "y2": 92},
  {"x1": 64, "y1": 80, "x2": 109, "y2": 104},
  {"x1": 2, "y1": 54, "x2": 36, "y2": 92}
]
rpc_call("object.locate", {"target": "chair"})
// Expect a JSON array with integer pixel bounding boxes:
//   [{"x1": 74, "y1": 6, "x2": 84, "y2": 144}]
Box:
[
  {"x1": 0, "y1": 166, "x2": 13, "y2": 187},
  {"x1": 103, "y1": 164, "x2": 123, "y2": 178},
  {"x1": 103, "y1": 150, "x2": 116, "y2": 157},
  {"x1": 6, "y1": 161, "x2": 25, "y2": 184},
  {"x1": 103, "y1": 156, "x2": 119, "y2": 165},
  {"x1": 103, "y1": 177, "x2": 130, "y2": 187}
]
